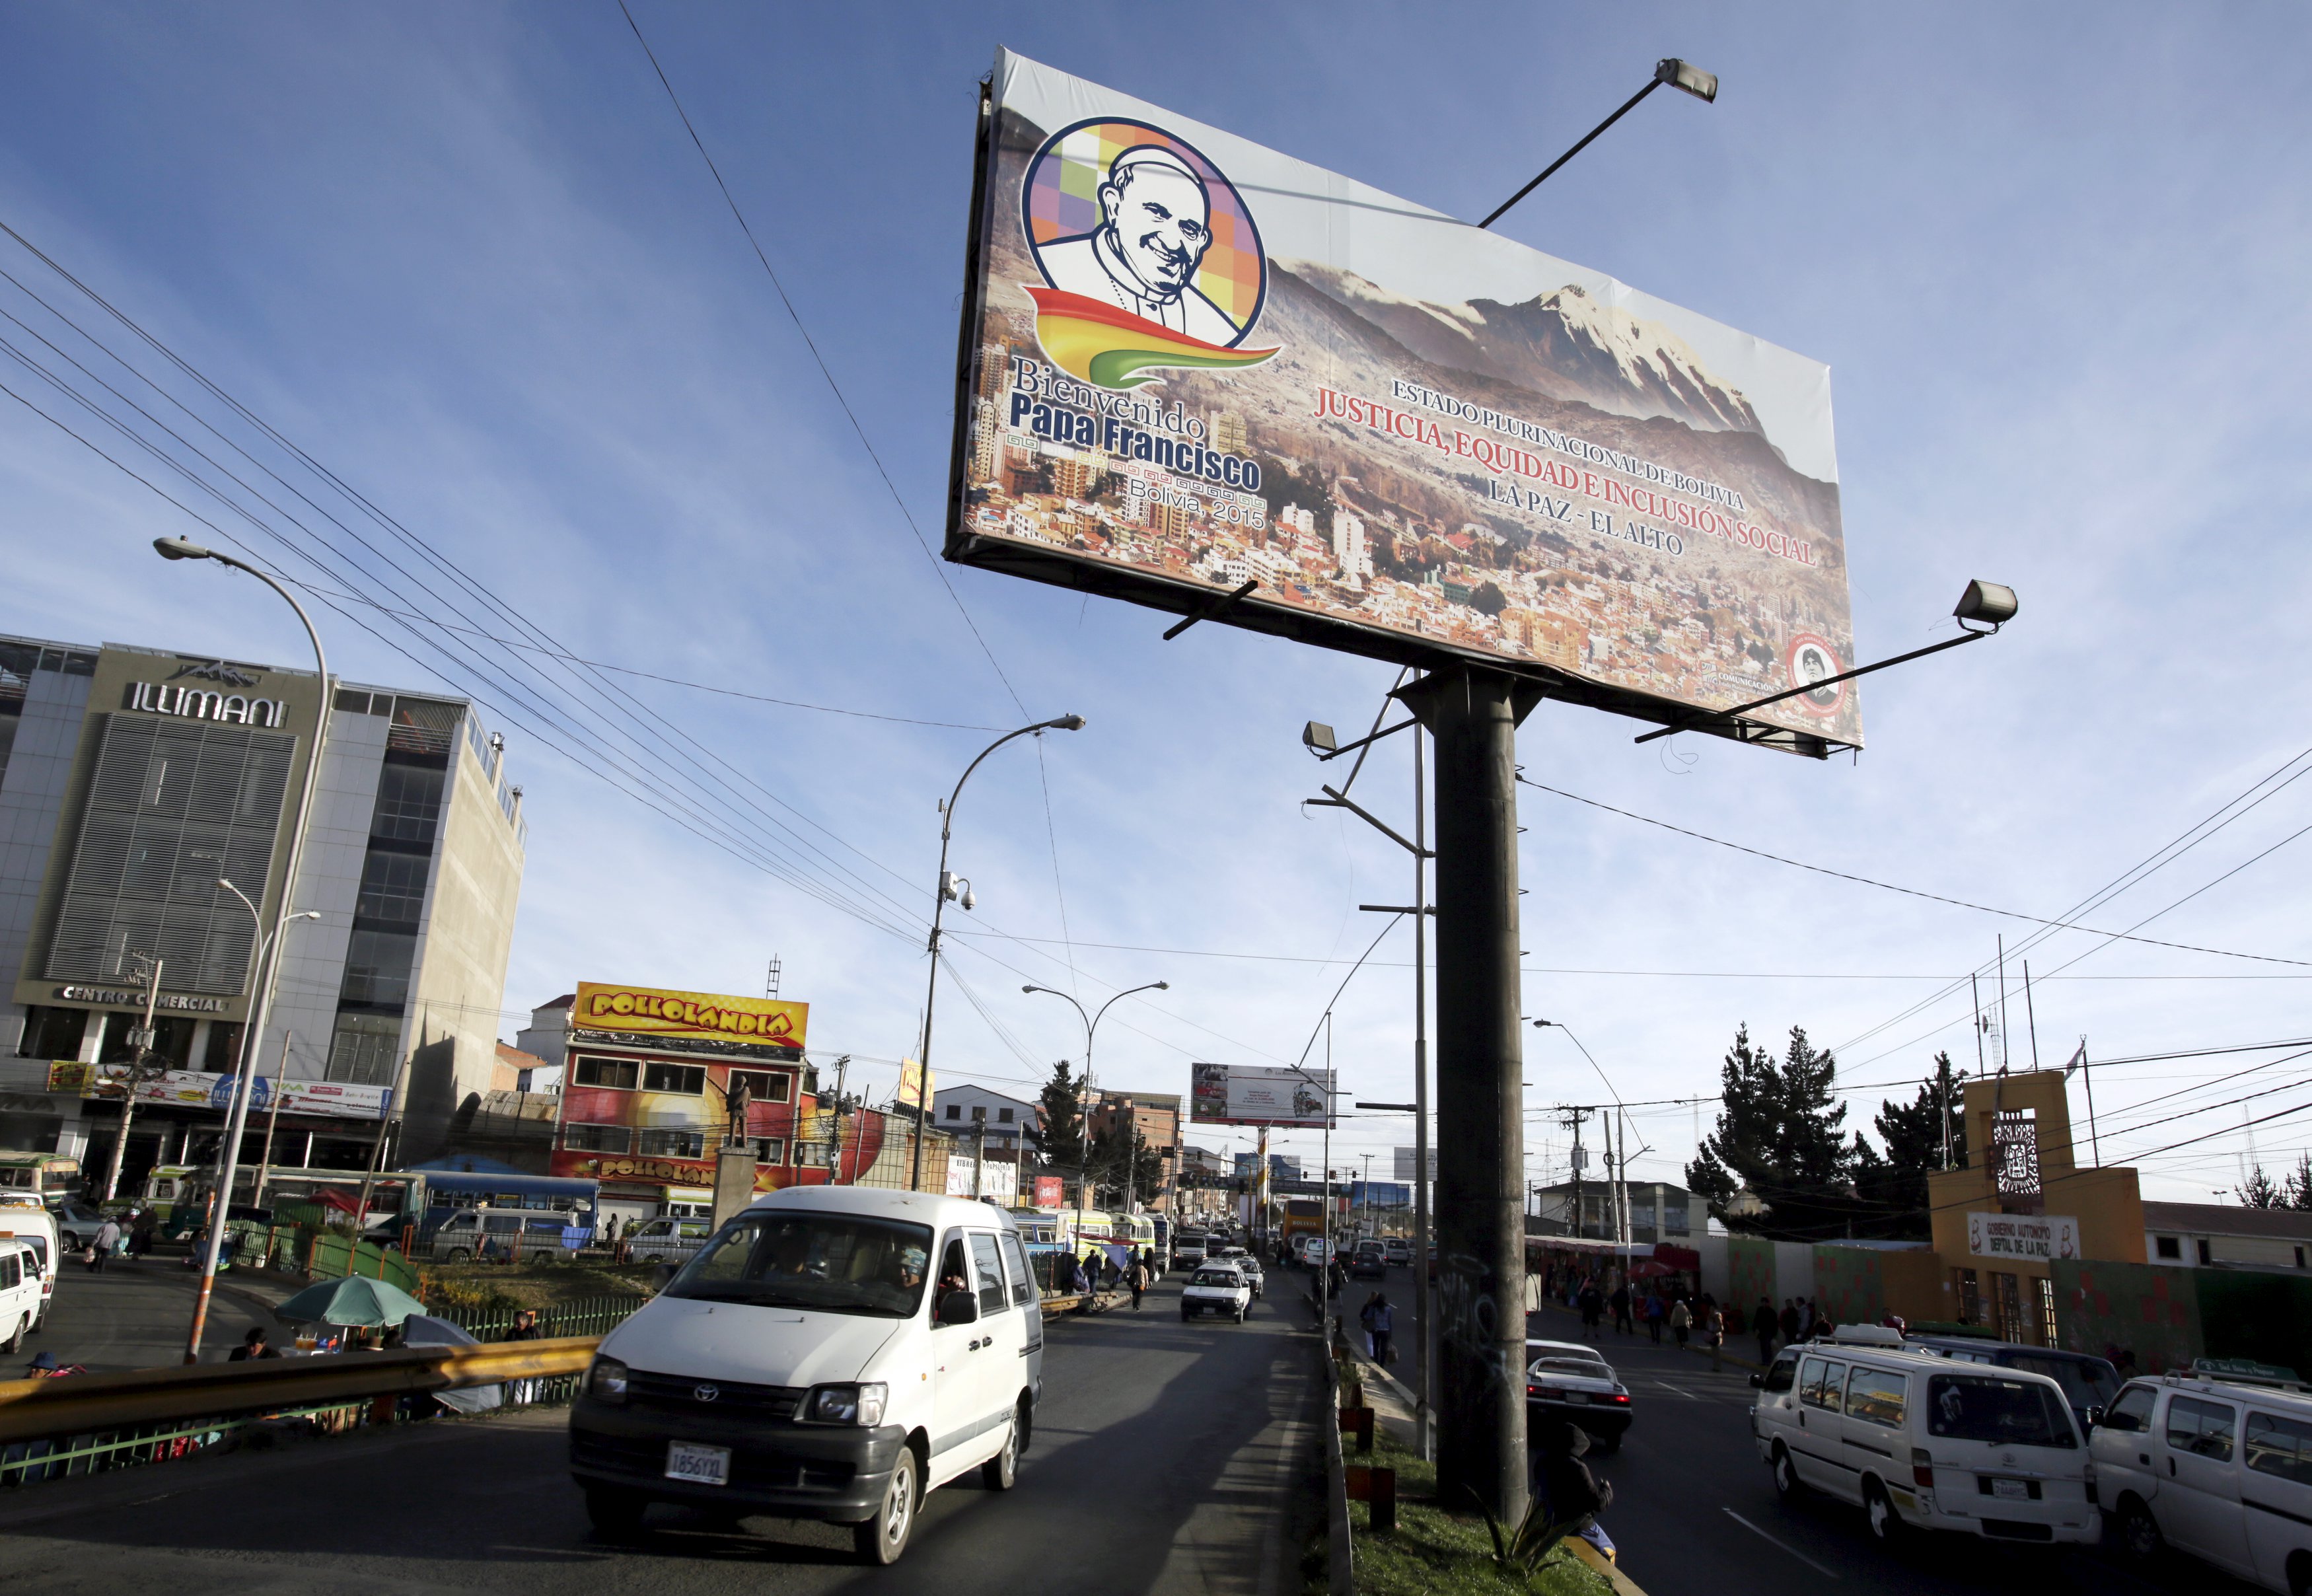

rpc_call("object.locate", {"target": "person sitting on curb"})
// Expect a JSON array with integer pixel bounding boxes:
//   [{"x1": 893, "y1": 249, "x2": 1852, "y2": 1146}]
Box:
[{"x1": 1534, "y1": 1420, "x2": 1616, "y2": 1561}]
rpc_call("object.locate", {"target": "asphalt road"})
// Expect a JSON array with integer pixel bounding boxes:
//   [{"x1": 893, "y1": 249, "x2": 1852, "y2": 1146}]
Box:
[
  {"x1": 28, "y1": 1254, "x2": 288, "y2": 1371},
  {"x1": 0, "y1": 1271, "x2": 1321, "y2": 1596}
]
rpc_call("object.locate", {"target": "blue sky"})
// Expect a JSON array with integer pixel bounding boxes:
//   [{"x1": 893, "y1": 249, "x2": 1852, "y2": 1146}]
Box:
[{"x1": 4, "y1": 3, "x2": 2310, "y2": 1204}]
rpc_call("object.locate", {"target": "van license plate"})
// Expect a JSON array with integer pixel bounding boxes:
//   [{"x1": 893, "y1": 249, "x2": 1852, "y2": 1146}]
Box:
[
  {"x1": 667, "y1": 1441, "x2": 730, "y2": 1486},
  {"x1": 1990, "y1": 1478, "x2": 2029, "y2": 1501}
]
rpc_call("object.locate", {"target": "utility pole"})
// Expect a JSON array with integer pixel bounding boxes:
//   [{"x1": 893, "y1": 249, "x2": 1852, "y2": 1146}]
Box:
[
  {"x1": 1410, "y1": 711, "x2": 1433, "y2": 1460},
  {"x1": 973, "y1": 1118, "x2": 986, "y2": 1200},
  {"x1": 101, "y1": 954, "x2": 164, "y2": 1204},
  {"x1": 253, "y1": 1031, "x2": 293, "y2": 1212},
  {"x1": 1399, "y1": 668, "x2": 1536, "y2": 1525},
  {"x1": 1938, "y1": 1050, "x2": 1954, "y2": 1170},
  {"x1": 1561, "y1": 1108, "x2": 1593, "y2": 1237}
]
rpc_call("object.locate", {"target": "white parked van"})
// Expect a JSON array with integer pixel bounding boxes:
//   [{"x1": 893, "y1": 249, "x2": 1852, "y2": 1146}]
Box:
[
  {"x1": 568, "y1": 1186, "x2": 1043, "y2": 1565},
  {"x1": 2091, "y1": 1374, "x2": 2312, "y2": 1589},
  {"x1": 1752, "y1": 1326, "x2": 2099, "y2": 1546},
  {"x1": 0, "y1": 1195, "x2": 59, "y2": 1332},
  {"x1": 624, "y1": 1217, "x2": 711, "y2": 1264},
  {"x1": 0, "y1": 1238, "x2": 42, "y2": 1351}
]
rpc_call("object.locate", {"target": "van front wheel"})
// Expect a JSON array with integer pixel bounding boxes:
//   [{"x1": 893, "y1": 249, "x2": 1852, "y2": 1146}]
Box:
[
  {"x1": 2117, "y1": 1498, "x2": 2163, "y2": 1560},
  {"x1": 1770, "y1": 1444, "x2": 1803, "y2": 1502},
  {"x1": 982, "y1": 1402, "x2": 1025, "y2": 1490},
  {"x1": 1864, "y1": 1480, "x2": 1904, "y2": 1545},
  {"x1": 856, "y1": 1444, "x2": 918, "y2": 1564},
  {"x1": 447, "y1": 1248, "x2": 471, "y2": 1263}
]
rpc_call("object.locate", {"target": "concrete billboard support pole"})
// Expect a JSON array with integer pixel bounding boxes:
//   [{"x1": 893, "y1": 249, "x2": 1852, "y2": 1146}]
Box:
[{"x1": 1398, "y1": 667, "x2": 1538, "y2": 1525}]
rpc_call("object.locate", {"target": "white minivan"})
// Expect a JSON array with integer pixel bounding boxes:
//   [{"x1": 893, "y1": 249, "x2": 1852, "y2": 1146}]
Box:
[
  {"x1": 0, "y1": 1196, "x2": 59, "y2": 1332},
  {"x1": 0, "y1": 1238, "x2": 42, "y2": 1351},
  {"x1": 1752, "y1": 1326, "x2": 2100, "y2": 1546},
  {"x1": 2091, "y1": 1373, "x2": 2312, "y2": 1591},
  {"x1": 569, "y1": 1186, "x2": 1044, "y2": 1565}
]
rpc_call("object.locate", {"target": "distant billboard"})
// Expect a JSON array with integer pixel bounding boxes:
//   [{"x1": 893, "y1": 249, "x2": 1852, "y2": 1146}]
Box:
[
  {"x1": 947, "y1": 50, "x2": 1858, "y2": 753},
  {"x1": 1393, "y1": 1147, "x2": 1438, "y2": 1183},
  {"x1": 571, "y1": 981, "x2": 807, "y2": 1057},
  {"x1": 1191, "y1": 1062, "x2": 1334, "y2": 1128}
]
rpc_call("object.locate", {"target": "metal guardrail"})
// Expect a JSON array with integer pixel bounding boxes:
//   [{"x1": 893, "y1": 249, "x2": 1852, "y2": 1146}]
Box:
[{"x1": 0, "y1": 1334, "x2": 600, "y2": 1446}]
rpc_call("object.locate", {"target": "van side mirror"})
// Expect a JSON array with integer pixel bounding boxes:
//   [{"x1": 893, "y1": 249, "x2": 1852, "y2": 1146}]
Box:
[
  {"x1": 939, "y1": 1290, "x2": 980, "y2": 1326},
  {"x1": 1749, "y1": 1373, "x2": 1762, "y2": 1389},
  {"x1": 2085, "y1": 1406, "x2": 2106, "y2": 1429}
]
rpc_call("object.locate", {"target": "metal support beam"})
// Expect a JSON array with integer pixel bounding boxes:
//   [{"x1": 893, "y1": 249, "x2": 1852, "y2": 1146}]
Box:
[{"x1": 1396, "y1": 667, "x2": 1540, "y2": 1523}]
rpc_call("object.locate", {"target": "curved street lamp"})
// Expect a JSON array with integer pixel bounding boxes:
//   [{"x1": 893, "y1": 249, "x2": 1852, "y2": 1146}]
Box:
[
  {"x1": 155, "y1": 538, "x2": 331, "y2": 1362},
  {"x1": 908, "y1": 714, "x2": 1085, "y2": 1190},
  {"x1": 1022, "y1": 980, "x2": 1169, "y2": 1223}
]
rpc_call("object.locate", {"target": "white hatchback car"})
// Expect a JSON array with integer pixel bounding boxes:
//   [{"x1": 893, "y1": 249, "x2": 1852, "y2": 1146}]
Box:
[{"x1": 1180, "y1": 1263, "x2": 1252, "y2": 1323}]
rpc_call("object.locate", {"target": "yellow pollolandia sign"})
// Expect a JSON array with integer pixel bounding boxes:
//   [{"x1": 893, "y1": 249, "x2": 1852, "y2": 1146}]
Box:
[{"x1": 573, "y1": 982, "x2": 808, "y2": 1052}]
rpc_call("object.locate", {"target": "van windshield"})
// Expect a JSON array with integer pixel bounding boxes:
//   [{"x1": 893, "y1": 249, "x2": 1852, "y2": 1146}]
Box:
[
  {"x1": 2005, "y1": 1354, "x2": 2119, "y2": 1410},
  {"x1": 666, "y1": 1212, "x2": 934, "y2": 1319},
  {"x1": 1927, "y1": 1373, "x2": 2077, "y2": 1448}
]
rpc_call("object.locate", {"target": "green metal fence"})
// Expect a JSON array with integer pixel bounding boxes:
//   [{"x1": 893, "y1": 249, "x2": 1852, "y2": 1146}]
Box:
[{"x1": 423, "y1": 1295, "x2": 648, "y2": 1404}]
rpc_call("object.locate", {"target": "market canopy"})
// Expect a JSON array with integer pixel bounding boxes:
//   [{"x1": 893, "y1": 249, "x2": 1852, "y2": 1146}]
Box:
[{"x1": 272, "y1": 1275, "x2": 430, "y2": 1328}]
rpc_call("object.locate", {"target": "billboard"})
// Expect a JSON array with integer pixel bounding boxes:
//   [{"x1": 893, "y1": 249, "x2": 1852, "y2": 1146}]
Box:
[
  {"x1": 49, "y1": 1061, "x2": 389, "y2": 1120},
  {"x1": 571, "y1": 982, "x2": 807, "y2": 1056},
  {"x1": 947, "y1": 51, "x2": 1857, "y2": 752},
  {"x1": 1393, "y1": 1146, "x2": 1437, "y2": 1183},
  {"x1": 1191, "y1": 1062, "x2": 1334, "y2": 1128},
  {"x1": 1967, "y1": 1211, "x2": 2082, "y2": 1263}
]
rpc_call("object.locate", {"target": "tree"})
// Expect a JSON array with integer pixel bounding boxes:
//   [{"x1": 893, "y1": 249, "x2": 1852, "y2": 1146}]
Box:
[
  {"x1": 2239, "y1": 1164, "x2": 2285, "y2": 1209},
  {"x1": 1865, "y1": 1055, "x2": 1968, "y2": 1234},
  {"x1": 1027, "y1": 1060, "x2": 1087, "y2": 1172},
  {"x1": 1087, "y1": 1122, "x2": 1166, "y2": 1210},
  {"x1": 1685, "y1": 1024, "x2": 1856, "y2": 1237},
  {"x1": 2288, "y1": 1152, "x2": 2312, "y2": 1212}
]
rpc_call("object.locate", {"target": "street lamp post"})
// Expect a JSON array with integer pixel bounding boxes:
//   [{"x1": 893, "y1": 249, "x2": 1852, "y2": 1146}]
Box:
[
  {"x1": 1023, "y1": 980, "x2": 1169, "y2": 1233},
  {"x1": 910, "y1": 714, "x2": 1085, "y2": 1192},
  {"x1": 155, "y1": 537, "x2": 330, "y2": 1363}
]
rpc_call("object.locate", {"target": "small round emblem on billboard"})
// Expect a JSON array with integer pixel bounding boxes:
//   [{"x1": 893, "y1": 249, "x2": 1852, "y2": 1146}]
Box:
[
  {"x1": 1785, "y1": 634, "x2": 1846, "y2": 716},
  {"x1": 1020, "y1": 118, "x2": 1278, "y2": 390}
]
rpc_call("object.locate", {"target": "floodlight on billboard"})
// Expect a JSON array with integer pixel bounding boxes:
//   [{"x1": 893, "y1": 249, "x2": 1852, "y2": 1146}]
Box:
[
  {"x1": 1190, "y1": 1062, "x2": 1334, "y2": 1128},
  {"x1": 947, "y1": 50, "x2": 1859, "y2": 755}
]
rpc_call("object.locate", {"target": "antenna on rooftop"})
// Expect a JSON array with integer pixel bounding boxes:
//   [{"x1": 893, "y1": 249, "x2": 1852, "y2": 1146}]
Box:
[{"x1": 766, "y1": 955, "x2": 782, "y2": 1001}]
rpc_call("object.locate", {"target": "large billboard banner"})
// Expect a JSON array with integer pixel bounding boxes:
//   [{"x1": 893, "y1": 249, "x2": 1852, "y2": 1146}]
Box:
[
  {"x1": 948, "y1": 51, "x2": 1858, "y2": 750},
  {"x1": 571, "y1": 982, "x2": 807, "y2": 1056},
  {"x1": 1191, "y1": 1062, "x2": 1334, "y2": 1128}
]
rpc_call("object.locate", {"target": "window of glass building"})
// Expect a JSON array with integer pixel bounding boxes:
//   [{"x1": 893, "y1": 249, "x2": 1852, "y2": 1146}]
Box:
[
  {"x1": 15, "y1": 1006, "x2": 88, "y2": 1061},
  {"x1": 355, "y1": 852, "x2": 431, "y2": 928},
  {"x1": 643, "y1": 1062, "x2": 705, "y2": 1096},
  {"x1": 369, "y1": 762, "x2": 445, "y2": 848},
  {"x1": 637, "y1": 1128, "x2": 705, "y2": 1159},
  {"x1": 340, "y1": 929, "x2": 417, "y2": 1010},
  {"x1": 725, "y1": 1069, "x2": 791, "y2": 1105},
  {"x1": 327, "y1": 1012, "x2": 402, "y2": 1085},
  {"x1": 573, "y1": 1056, "x2": 638, "y2": 1089},
  {"x1": 565, "y1": 1123, "x2": 633, "y2": 1154}
]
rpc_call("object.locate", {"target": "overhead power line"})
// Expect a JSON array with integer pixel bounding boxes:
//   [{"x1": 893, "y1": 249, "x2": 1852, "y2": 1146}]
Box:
[
  {"x1": 1519, "y1": 776, "x2": 2312, "y2": 968},
  {"x1": 611, "y1": 0, "x2": 1026, "y2": 717}
]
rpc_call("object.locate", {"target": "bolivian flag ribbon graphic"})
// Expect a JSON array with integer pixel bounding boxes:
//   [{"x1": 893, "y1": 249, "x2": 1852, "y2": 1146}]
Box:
[{"x1": 1025, "y1": 285, "x2": 1279, "y2": 390}]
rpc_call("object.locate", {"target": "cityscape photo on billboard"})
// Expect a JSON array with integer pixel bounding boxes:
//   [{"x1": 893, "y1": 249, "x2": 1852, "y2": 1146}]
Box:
[
  {"x1": 1191, "y1": 1062, "x2": 1334, "y2": 1128},
  {"x1": 947, "y1": 50, "x2": 1858, "y2": 749}
]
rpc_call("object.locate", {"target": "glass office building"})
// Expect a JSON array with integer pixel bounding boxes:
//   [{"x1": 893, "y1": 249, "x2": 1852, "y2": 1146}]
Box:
[{"x1": 0, "y1": 634, "x2": 526, "y2": 1182}]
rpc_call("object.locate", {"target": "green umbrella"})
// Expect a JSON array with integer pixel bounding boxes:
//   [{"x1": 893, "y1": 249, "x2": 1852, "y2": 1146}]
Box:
[{"x1": 272, "y1": 1275, "x2": 431, "y2": 1328}]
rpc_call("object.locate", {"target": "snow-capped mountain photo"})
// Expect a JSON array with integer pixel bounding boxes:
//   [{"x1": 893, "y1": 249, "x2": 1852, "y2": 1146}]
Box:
[{"x1": 1285, "y1": 260, "x2": 1766, "y2": 440}]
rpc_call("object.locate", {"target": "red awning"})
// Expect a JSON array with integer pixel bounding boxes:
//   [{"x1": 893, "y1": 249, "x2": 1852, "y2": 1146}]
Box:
[{"x1": 1653, "y1": 1243, "x2": 1700, "y2": 1271}]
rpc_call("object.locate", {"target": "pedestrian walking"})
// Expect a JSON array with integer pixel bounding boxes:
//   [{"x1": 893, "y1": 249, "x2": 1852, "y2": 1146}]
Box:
[
  {"x1": 1608, "y1": 1282, "x2": 1632, "y2": 1336},
  {"x1": 1577, "y1": 1282, "x2": 1605, "y2": 1342},
  {"x1": 1067, "y1": 1255, "x2": 1091, "y2": 1313},
  {"x1": 1643, "y1": 1289, "x2": 1665, "y2": 1346},
  {"x1": 1778, "y1": 1298, "x2": 1801, "y2": 1347},
  {"x1": 1703, "y1": 1303, "x2": 1724, "y2": 1371},
  {"x1": 1363, "y1": 1292, "x2": 1396, "y2": 1366},
  {"x1": 89, "y1": 1216, "x2": 120, "y2": 1272},
  {"x1": 129, "y1": 1208, "x2": 155, "y2": 1259},
  {"x1": 1128, "y1": 1256, "x2": 1148, "y2": 1311},
  {"x1": 1756, "y1": 1296, "x2": 1778, "y2": 1363},
  {"x1": 1669, "y1": 1296, "x2": 1692, "y2": 1348}
]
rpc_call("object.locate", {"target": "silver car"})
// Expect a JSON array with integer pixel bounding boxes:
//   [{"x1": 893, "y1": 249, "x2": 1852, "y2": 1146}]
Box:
[{"x1": 1214, "y1": 1246, "x2": 1264, "y2": 1297}]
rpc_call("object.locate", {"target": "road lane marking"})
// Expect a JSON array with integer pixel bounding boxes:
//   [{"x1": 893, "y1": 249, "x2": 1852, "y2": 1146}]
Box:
[
  {"x1": 1645, "y1": 1380, "x2": 1701, "y2": 1400},
  {"x1": 1721, "y1": 1508, "x2": 1840, "y2": 1578}
]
